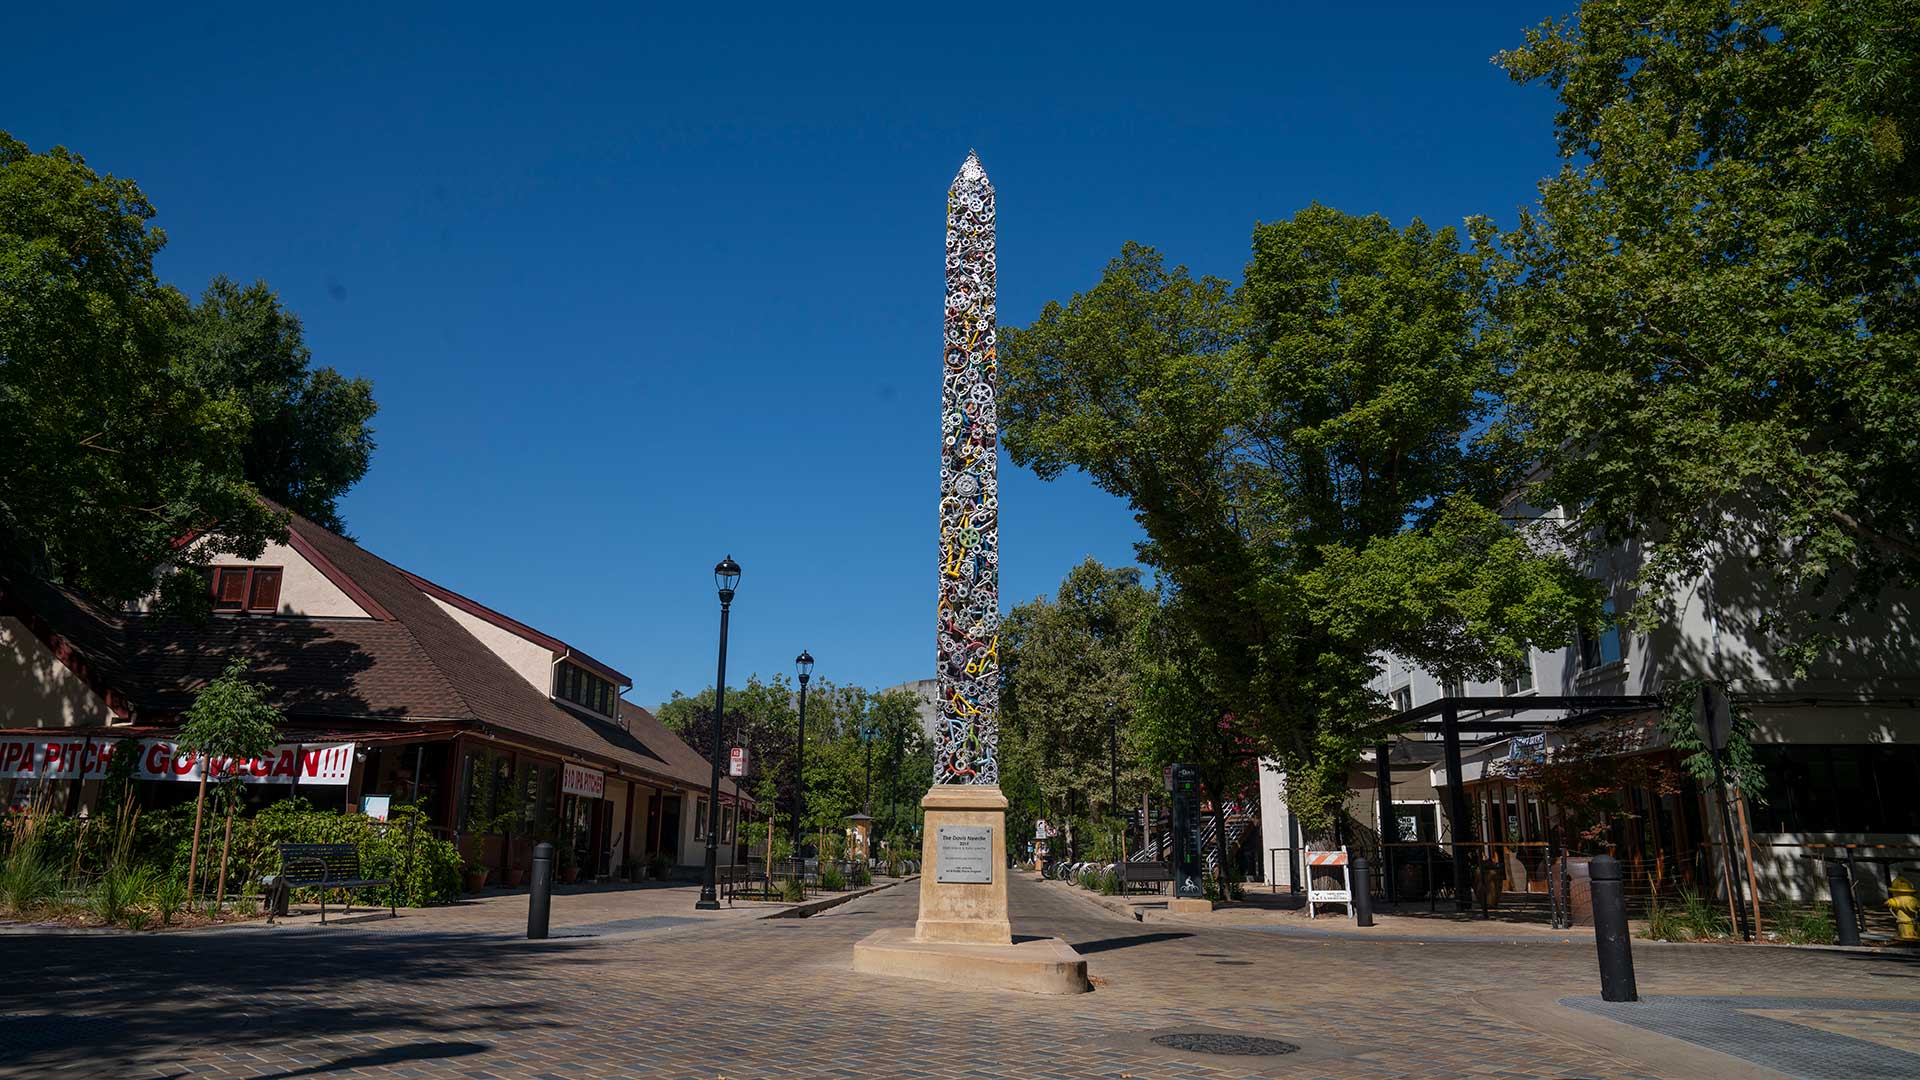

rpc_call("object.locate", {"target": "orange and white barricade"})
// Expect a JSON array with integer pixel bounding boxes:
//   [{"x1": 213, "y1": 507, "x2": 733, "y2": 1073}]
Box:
[{"x1": 1304, "y1": 846, "x2": 1352, "y2": 920}]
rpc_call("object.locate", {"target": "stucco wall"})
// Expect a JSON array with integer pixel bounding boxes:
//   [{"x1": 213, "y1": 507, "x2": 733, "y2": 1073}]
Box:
[
  {"x1": 605, "y1": 779, "x2": 631, "y2": 872},
  {"x1": 134, "y1": 540, "x2": 371, "y2": 618},
  {"x1": 0, "y1": 617, "x2": 113, "y2": 728},
  {"x1": 430, "y1": 597, "x2": 555, "y2": 695}
]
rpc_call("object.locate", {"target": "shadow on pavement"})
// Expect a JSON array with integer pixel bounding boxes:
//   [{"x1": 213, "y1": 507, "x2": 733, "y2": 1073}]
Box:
[
  {"x1": 1072, "y1": 931, "x2": 1194, "y2": 954},
  {"x1": 251, "y1": 1040, "x2": 488, "y2": 1079},
  {"x1": 2, "y1": 930, "x2": 591, "y2": 1074}
]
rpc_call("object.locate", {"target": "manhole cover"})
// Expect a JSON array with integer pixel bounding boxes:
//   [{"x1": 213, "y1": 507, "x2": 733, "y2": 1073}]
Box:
[{"x1": 1150, "y1": 1033, "x2": 1299, "y2": 1056}]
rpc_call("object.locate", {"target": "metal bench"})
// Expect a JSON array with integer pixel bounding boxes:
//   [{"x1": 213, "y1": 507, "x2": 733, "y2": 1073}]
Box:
[
  {"x1": 1121, "y1": 861, "x2": 1173, "y2": 894},
  {"x1": 272, "y1": 842, "x2": 394, "y2": 924},
  {"x1": 717, "y1": 863, "x2": 767, "y2": 902}
]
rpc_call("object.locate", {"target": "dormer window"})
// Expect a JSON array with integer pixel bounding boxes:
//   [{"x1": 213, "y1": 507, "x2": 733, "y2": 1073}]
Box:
[
  {"x1": 211, "y1": 566, "x2": 283, "y2": 613},
  {"x1": 555, "y1": 661, "x2": 616, "y2": 717}
]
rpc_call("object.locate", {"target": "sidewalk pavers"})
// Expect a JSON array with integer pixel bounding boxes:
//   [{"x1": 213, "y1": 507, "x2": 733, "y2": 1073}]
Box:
[{"x1": 5, "y1": 872, "x2": 1916, "y2": 1079}]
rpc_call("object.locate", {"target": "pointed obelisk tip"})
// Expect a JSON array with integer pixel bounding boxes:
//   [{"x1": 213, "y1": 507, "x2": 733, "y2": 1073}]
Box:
[{"x1": 955, "y1": 149, "x2": 989, "y2": 187}]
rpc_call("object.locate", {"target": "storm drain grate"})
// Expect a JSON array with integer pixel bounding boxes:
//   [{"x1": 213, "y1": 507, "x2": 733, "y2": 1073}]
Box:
[{"x1": 1150, "y1": 1033, "x2": 1299, "y2": 1056}]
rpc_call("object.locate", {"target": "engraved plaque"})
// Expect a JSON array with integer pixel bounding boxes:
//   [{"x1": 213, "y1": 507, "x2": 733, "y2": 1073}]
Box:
[{"x1": 935, "y1": 825, "x2": 994, "y2": 883}]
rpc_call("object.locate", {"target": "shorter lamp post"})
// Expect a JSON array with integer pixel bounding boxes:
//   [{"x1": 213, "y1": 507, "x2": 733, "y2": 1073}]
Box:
[
  {"x1": 793, "y1": 650, "x2": 813, "y2": 859},
  {"x1": 858, "y1": 722, "x2": 879, "y2": 816},
  {"x1": 696, "y1": 556, "x2": 740, "y2": 911}
]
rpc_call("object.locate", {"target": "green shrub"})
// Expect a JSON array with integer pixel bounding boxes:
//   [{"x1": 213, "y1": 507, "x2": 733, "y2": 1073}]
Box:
[
  {"x1": 9, "y1": 798, "x2": 464, "y2": 910},
  {"x1": 226, "y1": 800, "x2": 462, "y2": 906},
  {"x1": 848, "y1": 862, "x2": 872, "y2": 887},
  {"x1": 1644, "y1": 890, "x2": 1732, "y2": 941},
  {"x1": 0, "y1": 842, "x2": 62, "y2": 915},
  {"x1": 153, "y1": 874, "x2": 186, "y2": 925},
  {"x1": 780, "y1": 876, "x2": 804, "y2": 902},
  {"x1": 820, "y1": 864, "x2": 847, "y2": 891},
  {"x1": 1764, "y1": 902, "x2": 1836, "y2": 945},
  {"x1": 89, "y1": 864, "x2": 155, "y2": 925},
  {"x1": 124, "y1": 908, "x2": 152, "y2": 931}
]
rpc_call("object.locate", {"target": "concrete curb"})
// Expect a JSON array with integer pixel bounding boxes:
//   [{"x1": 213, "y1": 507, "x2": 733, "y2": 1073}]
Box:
[{"x1": 760, "y1": 875, "x2": 917, "y2": 919}]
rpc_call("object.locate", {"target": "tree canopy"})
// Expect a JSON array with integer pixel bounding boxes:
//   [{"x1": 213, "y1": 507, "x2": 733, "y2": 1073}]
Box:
[
  {"x1": 999, "y1": 558, "x2": 1155, "y2": 828},
  {"x1": 177, "y1": 658, "x2": 283, "y2": 777},
  {"x1": 1001, "y1": 206, "x2": 1600, "y2": 827},
  {"x1": 1496, "y1": 0, "x2": 1920, "y2": 668},
  {"x1": 176, "y1": 276, "x2": 377, "y2": 535},
  {"x1": 657, "y1": 678, "x2": 931, "y2": 848},
  {"x1": 0, "y1": 134, "x2": 376, "y2": 605}
]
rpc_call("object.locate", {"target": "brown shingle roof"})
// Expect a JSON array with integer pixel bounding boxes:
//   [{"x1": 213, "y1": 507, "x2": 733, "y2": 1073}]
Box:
[{"x1": 620, "y1": 699, "x2": 748, "y2": 800}]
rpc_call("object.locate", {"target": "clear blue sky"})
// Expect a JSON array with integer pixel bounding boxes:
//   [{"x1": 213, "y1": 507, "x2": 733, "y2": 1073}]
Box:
[{"x1": 8, "y1": 3, "x2": 1567, "y2": 710}]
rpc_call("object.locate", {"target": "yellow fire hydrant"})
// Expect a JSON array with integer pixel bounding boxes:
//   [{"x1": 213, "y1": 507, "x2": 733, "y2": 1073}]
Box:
[{"x1": 1887, "y1": 876, "x2": 1919, "y2": 942}]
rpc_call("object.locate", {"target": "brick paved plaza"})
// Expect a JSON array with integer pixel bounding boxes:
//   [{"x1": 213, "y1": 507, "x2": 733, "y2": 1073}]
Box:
[{"x1": 5, "y1": 873, "x2": 1917, "y2": 1080}]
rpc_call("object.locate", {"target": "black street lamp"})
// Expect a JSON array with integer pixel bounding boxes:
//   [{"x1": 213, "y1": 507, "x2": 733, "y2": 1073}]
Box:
[
  {"x1": 696, "y1": 555, "x2": 741, "y2": 911},
  {"x1": 858, "y1": 722, "x2": 878, "y2": 816},
  {"x1": 792, "y1": 649, "x2": 813, "y2": 858},
  {"x1": 888, "y1": 726, "x2": 904, "y2": 835}
]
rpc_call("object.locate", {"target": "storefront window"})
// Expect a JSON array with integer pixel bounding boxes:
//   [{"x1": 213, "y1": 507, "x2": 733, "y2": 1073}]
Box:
[{"x1": 694, "y1": 797, "x2": 709, "y2": 841}]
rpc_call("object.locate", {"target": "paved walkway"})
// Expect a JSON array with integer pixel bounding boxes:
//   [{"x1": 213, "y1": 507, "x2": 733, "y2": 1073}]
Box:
[{"x1": 4, "y1": 872, "x2": 1916, "y2": 1079}]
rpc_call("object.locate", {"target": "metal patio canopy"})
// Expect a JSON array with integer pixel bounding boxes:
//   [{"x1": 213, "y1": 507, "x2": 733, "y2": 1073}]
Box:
[{"x1": 1373, "y1": 694, "x2": 1661, "y2": 912}]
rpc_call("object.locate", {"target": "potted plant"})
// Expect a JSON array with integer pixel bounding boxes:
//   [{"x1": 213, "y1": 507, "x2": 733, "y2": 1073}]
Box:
[
  {"x1": 558, "y1": 845, "x2": 579, "y2": 884},
  {"x1": 503, "y1": 865, "x2": 525, "y2": 888},
  {"x1": 463, "y1": 862, "x2": 490, "y2": 893}
]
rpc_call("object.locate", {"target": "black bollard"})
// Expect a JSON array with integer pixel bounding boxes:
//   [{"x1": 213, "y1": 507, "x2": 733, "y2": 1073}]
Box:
[
  {"x1": 1826, "y1": 859, "x2": 1860, "y2": 947},
  {"x1": 528, "y1": 842, "x2": 554, "y2": 940},
  {"x1": 1590, "y1": 854, "x2": 1638, "y2": 1002},
  {"x1": 1351, "y1": 855, "x2": 1374, "y2": 927}
]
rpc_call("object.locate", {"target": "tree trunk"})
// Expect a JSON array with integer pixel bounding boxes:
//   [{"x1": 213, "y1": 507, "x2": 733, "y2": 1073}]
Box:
[
  {"x1": 1205, "y1": 776, "x2": 1233, "y2": 894},
  {"x1": 215, "y1": 800, "x2": 235, "y2": 913},
  {"x1": 186, "y1": 773, "x2": 208, "y2": 900}
]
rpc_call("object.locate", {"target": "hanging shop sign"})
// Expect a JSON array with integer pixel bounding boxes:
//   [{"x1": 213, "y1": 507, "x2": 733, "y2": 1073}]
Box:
[
  {"x1": 0, "y1": 736, "x2": 356, "y2": 786},
  {"x1": 561, "y1": 761, "x2": 605, "y2": 799}
]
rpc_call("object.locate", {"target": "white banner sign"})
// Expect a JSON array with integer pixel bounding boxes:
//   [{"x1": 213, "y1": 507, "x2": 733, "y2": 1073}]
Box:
[
  {"x1": 561, "y1": 761, "x2": 605, "y2": 798},
  {"x1": 0, "y1": 736, "x2": 356, "y2": 786}
]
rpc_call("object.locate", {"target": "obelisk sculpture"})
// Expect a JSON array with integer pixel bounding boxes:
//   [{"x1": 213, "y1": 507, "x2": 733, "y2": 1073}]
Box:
[
  {"x1": 916, "y1": 151, "x2": 1012, "y2": 945},
  {"x1": 935, "y1": 149, "x2": 1000, "y2": 787}
]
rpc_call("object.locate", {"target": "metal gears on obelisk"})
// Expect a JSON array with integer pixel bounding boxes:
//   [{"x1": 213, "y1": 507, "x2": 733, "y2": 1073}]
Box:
[{"x1": 935, "y1": 151, "x2": 999, "y2": 786}]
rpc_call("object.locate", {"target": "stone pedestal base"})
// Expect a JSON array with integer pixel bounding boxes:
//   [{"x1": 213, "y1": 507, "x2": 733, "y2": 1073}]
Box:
[
  {"x1": 853, "y1": 927, "x2": 1090, "y2": 994},
  {"x1": 1167, "y1": 897, "x2": 1215, "y2": 914},
  {"x1": 915, "y1": 784, "x2": 1011, "y2": 945}
]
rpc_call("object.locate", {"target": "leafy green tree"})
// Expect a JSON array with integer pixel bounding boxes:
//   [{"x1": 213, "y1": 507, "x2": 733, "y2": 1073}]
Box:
[
  {"x1": 659, "y1": 675, "x2": 798, "y2": 842},
  {"x1": 1131, "y1": 599, "x2": 1261, "y2": 844},
  {"x1": 863, "y1": 688, "x2": 929, "y2": 840},
  {"x1": 1000, "y1": 559, "x2": 1155, "y2": 833},
  {"x1": 1000, "y1": 207, "x2": 1599, "y2": 828},
  {"x1": 176, "y1": 658, "x2": 281, "y2": 899},
  {"x1": 1496, "y1": 0, "x2": 1920, "y2": 669},
  {"x1": 0, "y1": 134, "x2": 283, "y2": 604},
  {"x1": 175, "y1": 277, "x2": 377, "y2": 535},
  {"x1": 660, "y1": 679, "x2": 934, "y2": 854}
]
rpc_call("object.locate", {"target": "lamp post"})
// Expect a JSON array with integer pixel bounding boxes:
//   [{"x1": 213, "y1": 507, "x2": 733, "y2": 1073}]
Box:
[
  {"x1": 859, "y1": 723, "x2": 878, "y2": 816},
  {"x1": 792, "y1": 650, "x2": 813, "y2": 859},
  {"x1": 696, "y1": 556, "x2": 741, "y2": 911}
]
